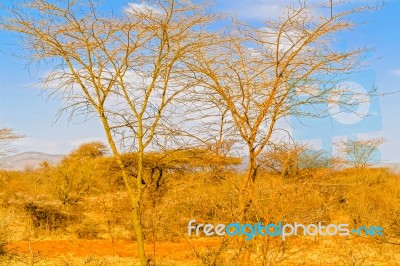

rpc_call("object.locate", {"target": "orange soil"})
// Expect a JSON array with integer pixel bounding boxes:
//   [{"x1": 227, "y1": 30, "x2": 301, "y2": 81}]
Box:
[{"x1": 7, "y1": 239, "x2": 221, "y2": 260}]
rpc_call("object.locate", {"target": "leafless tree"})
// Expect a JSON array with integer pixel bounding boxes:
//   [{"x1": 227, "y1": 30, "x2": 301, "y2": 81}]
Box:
[
  {"x1": 0, "y1": 128, "x2": 23, "y2": 158},
  {"x1": 335, "y1": 137, "x2": 386, "y2": 169},
  {"x1": 1, "y1": 0, "x2": 215, "y2": 264},
  {"x1": 188, "y1": 3, "x2": 376, "y2": 262},
  {"x1": 259, "y1": 142, "x2": 307, "y2": 178}
]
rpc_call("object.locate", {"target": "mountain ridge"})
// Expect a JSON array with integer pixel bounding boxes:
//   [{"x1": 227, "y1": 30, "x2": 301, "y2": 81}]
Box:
[
  {"x1": 0, "y1": 152, "x2": 65, "y2": 171},
  {"x1": 1, "y1": 152, "x2": 399, "y2": 173}
]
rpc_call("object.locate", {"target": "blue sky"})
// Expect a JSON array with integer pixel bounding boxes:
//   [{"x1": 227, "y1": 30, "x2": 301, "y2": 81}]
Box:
[{"x1": 1, "y1": 0, "x2": 400, "y2": 162}]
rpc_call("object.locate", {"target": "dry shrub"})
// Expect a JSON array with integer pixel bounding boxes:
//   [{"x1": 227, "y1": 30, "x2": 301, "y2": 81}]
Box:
[
  {"x1": 339, "y1": 169, "x2": 400, "y2": 239},
  {"x1": 0, "y1": 208, "x2": 19, "y2": 264},
  {"x1": 0, "y1": 219, "x2": 9, "y2": 256},
  {"x1": 141, "y1": 171, "x2": 239, "y2": 242},
  {"x1": 24, "y1": 202, "x2": 77, "y2": 233},
  {"x1": 253, "y1": 174, "x2": 331, "y2": 224},
  {"x1": 74, "y1": 221, "x2": 101, "y2": 240},
  {"x1": 1, "y1": 145, "x2": 400, "y2": 265},
  {"x1": 190, "y1": 238, "x2": 230, "y2": 266},
  {"x1": 70, "y1": 192, "x2": 133, "y2": 241}
]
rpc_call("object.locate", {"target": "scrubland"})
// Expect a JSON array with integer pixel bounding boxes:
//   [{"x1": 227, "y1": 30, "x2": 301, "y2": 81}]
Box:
[{"x1": 0, "y1": 143, "x2": 399, "y2": 265}]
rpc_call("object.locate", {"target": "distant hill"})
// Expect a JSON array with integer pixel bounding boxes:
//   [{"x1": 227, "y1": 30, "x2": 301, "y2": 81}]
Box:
[
  {"x1": 0, "y1": 152, "x2": 65, "y2": 171},
  {"x1": 1, "y1": 152, "x2": 398, "y2": 174}
]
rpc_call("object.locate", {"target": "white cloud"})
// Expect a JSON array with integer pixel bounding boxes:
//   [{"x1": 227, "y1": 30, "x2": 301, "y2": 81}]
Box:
[
  {"x1": 12, "y1": 137, "x2": 71, "y2": 154},
  {"x1": 390, "y1": 69, "x2": 400, "y2": 77},
  {"x1": 124, "y1": 3, "x2": 162, "y2": 16},
  {"x1": 258, "y1": 27, "x2": 303, "y2": 52},
  {"x1": 225, "y1": 0, "x2": 320, "y2": 20},
  {"x1": 11, "y1": 137, "x2": 108, "y2": 155},
  {"x1": 238, "y1": 3, "x2": 283, "y2": 20},
  {"x1": 223, "y1": 0, "x2": 372, "y2": 21}
]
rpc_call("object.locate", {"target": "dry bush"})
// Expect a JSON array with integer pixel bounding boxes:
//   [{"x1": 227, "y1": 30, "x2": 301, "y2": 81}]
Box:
[
  {"x1": 43, "y1": 157, "x2": 106, "y2": 207},
  {"x1": 143, "y1": 171, "x2": 239, "y2": 241},
  {"x1": 190, "y1": 238, "x2": 230, "y2": 266},
  {"x1": 335, "y1": 138, "x2": 386, "y2": 169},
  {"x1": 0, "y1": 170, "x2": 47, "y2": 204},
  {"x1": 1, "y1": 142, "x2": 400, "y2": 265},
  {"x1": 253, "y1": 174, "x2": 331, "y2": 224},
  {"x1": 340, "y1": 169, "x2": 400, "y2": 246},
  {"x1": 0, "y1": 215, "x2": 10, "y2": 257},
  {"x1": 24, "y1": 202, "x2": 78, "y2": 235},
  {"x1": 70, "y1": 193, "x2": 133, "y2": 241},
  {"x1": 73, "y1": 221, "x2": 101, "y2": 240}
]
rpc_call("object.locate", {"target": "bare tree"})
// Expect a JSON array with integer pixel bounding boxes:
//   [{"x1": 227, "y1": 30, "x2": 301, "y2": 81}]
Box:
[
  {"x1": 188, "y1": 3, "x2": 375, "y2": 262},
  {"x1": 0, "y1": 128, "x2": 22, "y2": 158},
  {"x1": 335, "y1": 137, "x2": 386, "y2": 169},
  {"x1": 259, "y1": 142, "x2": 307, "y2": 178},
  {"x1": 1, "y1": 0, "x2": 215, "y2": 264}
]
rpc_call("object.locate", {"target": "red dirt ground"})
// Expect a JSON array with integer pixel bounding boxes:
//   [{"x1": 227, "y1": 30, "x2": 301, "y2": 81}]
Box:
[{"x1": 7, "y1": 239, "x2": 221, "y2": 260}]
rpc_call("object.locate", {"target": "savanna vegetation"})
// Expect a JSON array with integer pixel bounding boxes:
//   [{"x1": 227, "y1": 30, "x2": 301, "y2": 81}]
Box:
[
  {"x1": 0, "y1": 0, "x2": 399, "y2": 265},
  {"x1": 0, "y1": 141, "x2": 399, "y2": 265}
]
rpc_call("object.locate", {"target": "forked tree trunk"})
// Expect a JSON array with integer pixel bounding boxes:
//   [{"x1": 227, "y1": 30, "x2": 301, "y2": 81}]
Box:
[{"x1": 100, "y1": 114, "x2": 148, "y2": 266}]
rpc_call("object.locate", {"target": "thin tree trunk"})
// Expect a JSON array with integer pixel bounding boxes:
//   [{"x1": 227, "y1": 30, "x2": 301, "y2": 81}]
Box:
[
  {"x1": 239, "y1": 150, "x2": 258, "y2": 265},
  {"x1": 135, "y1": 138, "x2": 147, "y2": 266},
  {"x1": 239, "y1": 152, "x2": 257, "y2": 221},
  {"x1": 99, "y1": 113, "x2": 148, "y2": 266}
]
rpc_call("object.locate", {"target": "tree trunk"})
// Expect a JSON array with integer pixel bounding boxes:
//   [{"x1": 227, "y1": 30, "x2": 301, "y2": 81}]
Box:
[
  {"x1": 239, "y1": 151, "x2": 258, "y2": 265},
  {"x1": 100, "y1": 114, "x2": 148, "y2": 265},
  {"x1": 239, "y1": 153, "x2": 257, "y2": 221},
  {"x1": 132, "y1": 196, "x2": 147, "y2": 265},
  {"x1": 135, "y1": 145, "x2": 148, "y2": 266}
]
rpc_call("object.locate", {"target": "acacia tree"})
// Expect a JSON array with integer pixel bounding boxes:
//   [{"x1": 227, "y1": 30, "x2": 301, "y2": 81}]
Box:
[
  {"x1": 188, "y1": 2, "x2": 375, "y2": 261},
  {"x1": 335, "y1": 137, "x2": 385, "y2": 169},
  {"x1": 259, "y1": 142, "x2": 307, "y2": 177},
  {"x1": 1, "y1": 0, "x2": 214, "y2": 264},
  {"x1": 0, "y1": 128, "x2": 22, "y2": 157},
  {"x1": 66, "y1": 141, "x2": 108, "y2": 160},
  {"x1": 190, "y1": 0, "x2": 373, "y2": 222}
]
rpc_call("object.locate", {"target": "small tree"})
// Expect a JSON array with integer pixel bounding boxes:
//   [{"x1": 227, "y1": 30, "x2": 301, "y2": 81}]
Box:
[
  {"x1": 299, "y1": 149, "x2": 333, "y2": 170},
  {"x1": 259, "y1": 143, "x2": 306, "y2": 177},
  {"x1": 51, "y1": 142, "x2": 106, "y2": 206},
  {"x1": 0, "y1": 128, "x2": 22, "y2": 158},
  {"x1": 63, "y1": 141, "x2": 108, "y2": 161},
  {"x1": 335, "y1": 137, "x2": 386, "y2": 169}
]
